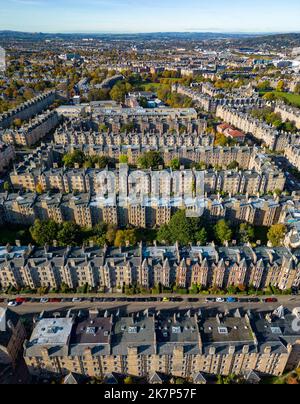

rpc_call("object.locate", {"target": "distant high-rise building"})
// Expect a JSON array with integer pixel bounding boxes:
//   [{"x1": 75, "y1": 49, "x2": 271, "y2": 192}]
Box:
[{"x1": 0, "y1": 47, "x2": 6, "y2": 72}]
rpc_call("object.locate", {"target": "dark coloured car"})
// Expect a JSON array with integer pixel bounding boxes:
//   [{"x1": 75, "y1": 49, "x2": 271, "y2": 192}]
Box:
[
  {"x1": 248, "y1": 298, "x2": 261, "y2": 303},
  {"x1": 205, "y1": 298, "x2": 216, "y2": 303},
  {"x1": 170, "y1": 297, "x2": 183, "y2": 302},
  {"x1": 188, "y1": 298, "x2": 199, "y2": 303}
]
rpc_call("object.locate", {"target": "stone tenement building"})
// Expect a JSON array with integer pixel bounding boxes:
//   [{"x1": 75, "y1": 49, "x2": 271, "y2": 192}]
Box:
[
  {"x1": 94, "y1": 115, "x2": 206, "y2": 135},
  {"x1": 67, "y1": 144, "x2": 253, "y2": 167},
  {"x1": 54, "y1": 126, "x2": 213, "y2": 147},
  {"x1": 284, "y1": 144, "x2": 300, "y2": 171},
  {"x1": 0, "y1": 90, "x2": 56, "y2": 129},
  {"x1": 90, "y1": 106, "x2": 198, "y2": 120},
  {"x1": 0, "y1": 308, "x2": 26, "y2": 367},
  {"x1": 0, "y1": 143, "x2": 15, "y2": 174},
  {"x1": 1, "y1": 110, "x2": 61, "y2": 147},
  {"x1": 172, "y1": 84, "x2": 263, "y2": 113},
  {"x1": 0, "y1": 244, "x2": 300, "y2": 292},
  {"x1": 216, "y1": 105, "x2": 300, "y2": 152},
  {"x1": 0, "y1": 191, "x2": 285, "y2": 229},
  {"x1": 10, "y1": 163, "x2": 286, "y2": 198},
  {"x1": 275, "y1": 104, "x2": 300, "y2": 130},
  {"x1": 56, "y1": 110, "x2": 207, "y2": 135},
  {"x1": 23, "y1": 307, "x2": 300, "y2": 379}
]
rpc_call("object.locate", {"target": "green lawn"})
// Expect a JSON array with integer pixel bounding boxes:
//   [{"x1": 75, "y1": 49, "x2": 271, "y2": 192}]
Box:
[
  {"x1": 261, "y1": 91, "x2": 300, "y2": 108},
  {"x1": 141, "y1": 82, "x2": 162, "y2": 91},
  {"x1": 273, "y1": 91, "x2": 300, "y2": 107}
]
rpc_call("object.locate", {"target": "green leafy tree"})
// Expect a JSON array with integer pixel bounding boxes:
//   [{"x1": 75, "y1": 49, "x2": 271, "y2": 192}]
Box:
[
  {"x1": 30, "y1": 220, "x2": 59, "y2": 246},
  {"x1": 138, "y1": 151, "x2": 164, "y2": 169},
  {"x1": 227, "y1": 161, "x2": 239, "y2": 170},
  {"x1": 267, "y1": 224, "x2": 286, "y2": 247},
  {"x1": 239, "y1": 223, "x2": 255, "y2": 244},
  {"x1": 62, "y1": 150, "x2": 85, "y2": 168},
  {"x1": 57, "y1": 222, "x2": 81, "y2": 246},
  {"x1": 3, "y1": 181, "x2": 10, "y2": 192},
  {"x1": 276, "y1": 80, "x2": 285, "y2": 92},
  {"x1": 165, "y1": 210, "x2": 193, "y2": 245},
  {"x1": 169, "y1": 158, "x2": 180, "y2": 171},
  {"x1": 119, "y1": 155, "x2": 129, "y2": 164},
  {"x1": 195, "y1": 228, "x2": 208, "y2": 245},
  {"x1": 214, "y1": 220, "x2": 233, "y2": 245},
  {"x1": 157, "y1": 224, "x2": 172, "y2": 244},
  {"x1": 114, "y1": 229, "x2": 137, "y2": 247}
]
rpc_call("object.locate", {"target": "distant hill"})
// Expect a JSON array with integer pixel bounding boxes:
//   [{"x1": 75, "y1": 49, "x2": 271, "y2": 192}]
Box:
[
  {"x1": 0, "y1": 30, "x2": 300, "y2": 47},
  {"x1": 0, "y1": 30, "x2": 257, "y2": 41}
]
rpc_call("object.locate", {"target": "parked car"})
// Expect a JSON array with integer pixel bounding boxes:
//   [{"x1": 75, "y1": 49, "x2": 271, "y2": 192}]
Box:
[
  {"x1": 49, "y1": 298, "x2": 62, "y2": 303},
  {"x1": 40, "y1": 298, "x2": 49, "y2": 304},
  {"x1": 15, "y1": 297, "x2": 27, "y2": 304},
  {"x1": 264, "y1": 298, "x2": 278, "y2": 303},
  {"x1": 226, "y1": 297, "x2": 237, "y2": 303},
  {"x1": 72, "y1": 298, "x2": 83, "y2": 303},
  {"x1": 205, "y1": 298, "x2": 216, "y2": 303},
  {"x1": 8, "y1": 301, "x2": 18, "y2": 307},
  {"x1": 216, "y1": 298, "x2": 225, "y2": 303}
]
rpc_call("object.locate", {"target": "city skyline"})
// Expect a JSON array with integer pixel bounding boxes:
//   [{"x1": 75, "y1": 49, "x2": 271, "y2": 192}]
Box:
[{"x1": 1, "y1": 0, "x2": 300, "y2": 34}]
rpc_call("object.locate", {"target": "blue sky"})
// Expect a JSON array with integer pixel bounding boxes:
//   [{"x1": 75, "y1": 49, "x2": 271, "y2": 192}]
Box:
[{"x1": 0, "y1": 0, "x2": 300, "y2": 33}]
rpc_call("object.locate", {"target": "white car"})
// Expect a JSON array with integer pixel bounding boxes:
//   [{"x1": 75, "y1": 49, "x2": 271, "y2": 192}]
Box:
[
  {"x1": 40, "y1": 298, "x2": 49, "y2": 304},
  {"x1": 72, "y1": 298, "x2": 82, "y2": 303},
  {"x1": 8, "y1": 301, "x2": 18, "y2": 307},
  {"x1": 216, "y1": 298, "x2": 225, "y2": 303}
]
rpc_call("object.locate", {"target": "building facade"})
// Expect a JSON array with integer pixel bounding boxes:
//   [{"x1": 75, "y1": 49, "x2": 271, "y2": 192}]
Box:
[
  {"x1": 24, "y1": 307, "x2": 300, "y2": 380},
  {"x1": 0, "y1": 244, "x2": 300, "y2": 292}
]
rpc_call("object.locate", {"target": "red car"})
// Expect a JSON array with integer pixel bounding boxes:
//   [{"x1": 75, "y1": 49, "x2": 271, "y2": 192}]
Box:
[
  {"x1": 15, "y1": 297, "x2": 27, "y2": 303},
  {"x1": 264, "y1": 298, "x2": 278, "y2": 303},
  {"x1": 49, "y1": 298, "x2": 62, "y2": 303}
]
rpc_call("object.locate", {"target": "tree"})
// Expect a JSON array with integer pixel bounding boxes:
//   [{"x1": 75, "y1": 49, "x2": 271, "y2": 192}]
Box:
[
  {"x1": 57, "y1": 222, "x2": 81, "y2": 246},
  {"x1": 13, "y1": 118, "x2": 22, "y2": 128},
  {"x1": 110, "y1": 82, "x2": 127, "y2": 102},
  {"x1": 294, "y1": 83, "x2": 300, "y2": 95},
  {"x1": 214, "y1": 220, "x2": 233, "y2": 245},
  {"x1": 114, "y1": 229, "x2": 137, "y2": 247},
  {"x1": 276, "y1": 80, "x2": 285, "y2": 92},
  {"x1": 267, "y1": 224, "x2": 286, "y2": 247},
  {"x1": 263, "y1": 92, "x2": 277, "y2": 101},
  {"x1": 30, "y1": 219, "x2": 59, "y2": 246},
  {"x1": 105, "y1": 225, "x2": 117, "y2": 246},
  {"x1": 239, "y1": 223, "x2": 255, "y2": 244},
  {"x1": 257, "y1": 80, "x2": 271, "y2": 92},
  {"x1": 195, "y1": 228, "x2": 208, "y2": 245},
  {"x1": 164, "y1": 210, "x2": 193, "y2": 245},
  {"x1": 119, "y1": 155, "x2": 129, "y2": 164},
  {"x1": 138, "y1": 151, "x2": 164, "y2": 169},
  {"x1": 62, "y1": 150, "x2": 85, "y2": 168},
  {"x1": 157, "y1": 224, "x2": 172, "y2": 244},
  {"x1": 36, "y1": 183, "x2": 43, "y2": 194},
  {"x1": 3, "y1": 181, "x2": 10, "y2": 192},
  {"x1": 214, "y1": 132, "x2": 228, "y2": 147},
  {"x1": 227, "y1": 161, "x2": 239, "y2": 170},
  {"x1": 169, "y1": 158, "x2": 180, "y2": 171}
]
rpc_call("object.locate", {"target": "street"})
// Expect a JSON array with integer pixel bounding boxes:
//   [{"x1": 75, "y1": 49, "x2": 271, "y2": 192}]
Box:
[{"x1": 1, "y1": 295, "x2": 300, "y2": 316}]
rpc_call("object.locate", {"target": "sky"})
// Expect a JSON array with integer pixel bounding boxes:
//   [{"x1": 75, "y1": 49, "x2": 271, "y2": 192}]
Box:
[{"x1": 0, "y1": 0, "x2": 300, "y2": 34}]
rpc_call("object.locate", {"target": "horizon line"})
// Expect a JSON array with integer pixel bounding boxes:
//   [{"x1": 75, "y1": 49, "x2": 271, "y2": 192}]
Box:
[{"x1": 1, "y1": 29, "x2": 300, "y2": 36}]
